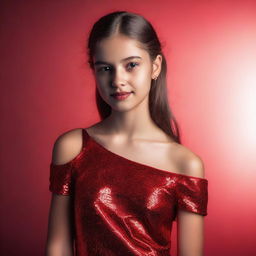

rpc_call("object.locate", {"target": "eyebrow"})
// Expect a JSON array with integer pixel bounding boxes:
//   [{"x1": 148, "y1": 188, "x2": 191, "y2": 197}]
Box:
[{"x1": 94, "y1": 56, "x2": 142, "y2": 66}]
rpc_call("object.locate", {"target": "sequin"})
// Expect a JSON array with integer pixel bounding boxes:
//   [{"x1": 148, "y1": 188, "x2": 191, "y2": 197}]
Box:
[{"x1": 49, "y1": 128, "x2": 208, "y2": 256}]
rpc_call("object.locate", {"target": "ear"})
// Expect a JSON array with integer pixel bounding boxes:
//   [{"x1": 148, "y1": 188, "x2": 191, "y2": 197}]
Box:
[{"x1": 151, "y1": 54, "x2": 162, "y2": 80}]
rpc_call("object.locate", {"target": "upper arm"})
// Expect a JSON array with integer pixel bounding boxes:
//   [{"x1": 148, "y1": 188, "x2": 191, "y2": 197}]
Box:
[
  {"x1": 46, "y1": 128, "x2": 83, "y2": 255},
  {"x1": 46, "y1": 194, "x2": 74, "y2": 255},
  {"x1": 177, "y1": 155, "x2": 206, "y2": 256},
  {"x1": 51, "y1": 128, "x2": 84, "y2": 165},
  {"x1": 184, "y1": 152, "x2": 205, "y2": 179}
]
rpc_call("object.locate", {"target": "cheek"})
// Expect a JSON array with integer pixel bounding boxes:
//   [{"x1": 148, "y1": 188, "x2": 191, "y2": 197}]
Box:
[
  {"x1": 96, "y1": 82, "x2": 108, "y2": 97},
  {"x1": 95, "y1": 75, "x2": 109, "y2": 90},
  {"x1": 96, "y1": 85, "x2": 110, "y2": 103},
  {"x1": 95, "y1": 73, "x2": 107, "y2": 83},
  {"x1": 133, "y1": 69, "x2": 152, "y2": 92},
  {"x1": 94, "y1": 65, "x2": 152, "y2": 93}
]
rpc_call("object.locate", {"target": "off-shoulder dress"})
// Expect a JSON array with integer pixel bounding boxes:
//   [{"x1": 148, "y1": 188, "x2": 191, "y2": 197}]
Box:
[{"x1": 49, "y1": 128, "x2": 208, "y2": 256}]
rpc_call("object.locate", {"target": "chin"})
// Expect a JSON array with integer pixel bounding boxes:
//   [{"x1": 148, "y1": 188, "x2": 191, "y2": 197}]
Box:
[{"x1": 109, "y1": 104, "x2": 133, "y2": 112}]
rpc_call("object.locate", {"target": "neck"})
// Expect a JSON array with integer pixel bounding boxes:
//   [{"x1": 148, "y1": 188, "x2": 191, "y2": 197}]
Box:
[{"x1": 102, "y1": 96, "x2": 158, "y2": 138}]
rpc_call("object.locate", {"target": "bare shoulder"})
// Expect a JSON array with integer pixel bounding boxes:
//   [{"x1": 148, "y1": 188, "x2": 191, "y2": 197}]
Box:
[
  {"x1": 51, "y1": 128, "x2": 84, "y2": 165},
  {"x1": 173, "y1": 143, "x2": 205, "y2": 179}
]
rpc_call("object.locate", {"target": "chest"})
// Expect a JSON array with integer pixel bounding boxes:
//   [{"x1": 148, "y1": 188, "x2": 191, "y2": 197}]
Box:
[
  {"x1": 96, "y1": 138, "x2": 182, "y2": 173},
  {"x1": 74, "y1": 148, "x2": 178, "y2": 220}
]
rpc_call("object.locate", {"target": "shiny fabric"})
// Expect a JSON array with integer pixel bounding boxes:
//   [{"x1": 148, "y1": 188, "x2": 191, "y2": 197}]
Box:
[{"x1": 49, "y1": 128, "x2": 208, "y2": 256}]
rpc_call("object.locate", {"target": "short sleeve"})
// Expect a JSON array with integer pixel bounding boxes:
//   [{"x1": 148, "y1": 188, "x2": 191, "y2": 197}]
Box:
[
  {"x1": 176, "y1": 176, "x2": 208, "y2": 216},
  {"x1": 49, "y1": 162, "x2": 74, "y2": 196}
]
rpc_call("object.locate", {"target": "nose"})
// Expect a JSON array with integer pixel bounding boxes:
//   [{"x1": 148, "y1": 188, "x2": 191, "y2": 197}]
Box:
[{"x1": 110, "y1": 67, "x2": 127, "y2": 88}]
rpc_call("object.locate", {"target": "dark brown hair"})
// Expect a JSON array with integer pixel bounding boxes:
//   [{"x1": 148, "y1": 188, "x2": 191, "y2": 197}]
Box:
[{"x1": 87, "y1": 11, "x2": 181, "y2": 144}]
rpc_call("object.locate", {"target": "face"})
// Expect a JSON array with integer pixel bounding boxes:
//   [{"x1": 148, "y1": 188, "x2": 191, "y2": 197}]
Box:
[{"x1": 92, "y1": 34, "x2": 162, "y2": 112}]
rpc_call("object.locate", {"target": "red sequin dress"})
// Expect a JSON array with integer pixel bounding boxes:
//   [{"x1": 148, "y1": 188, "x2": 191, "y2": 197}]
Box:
[{"x1": 49, "y1": 128, "x2": 208, "y2": 256}]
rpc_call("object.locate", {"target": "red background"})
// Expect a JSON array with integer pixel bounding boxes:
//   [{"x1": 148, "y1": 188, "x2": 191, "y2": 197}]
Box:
[{"x1": 1, "y1": 0, "x2": 256, "y2": 255}]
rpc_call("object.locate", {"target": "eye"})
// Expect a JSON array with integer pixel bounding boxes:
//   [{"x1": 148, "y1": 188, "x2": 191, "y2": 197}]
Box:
[
  {"x1": 97, "y1": 66, "x2": 111, "y2": 72},
  {"x1": 127, "y1": 62, "x2": 139, "y2": 70},
  {"x1": 96, "y1": 62, "x2": 139, "y2": 73}
]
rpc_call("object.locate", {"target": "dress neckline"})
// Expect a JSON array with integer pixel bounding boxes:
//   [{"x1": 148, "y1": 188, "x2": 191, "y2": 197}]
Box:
[{"x1": 83, "y1": 128, "x2": 208, "y2": 181}]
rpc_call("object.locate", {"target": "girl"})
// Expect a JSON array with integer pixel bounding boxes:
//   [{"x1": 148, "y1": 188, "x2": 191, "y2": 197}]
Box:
[{"x1": 46, "y1": 11, "x2": 208, "y2": 256}]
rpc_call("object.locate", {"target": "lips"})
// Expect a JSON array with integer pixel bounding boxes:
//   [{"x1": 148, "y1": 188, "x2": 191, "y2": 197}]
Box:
[{"x1": 111, "y1": 91, "x2": 132, "y2": 96}]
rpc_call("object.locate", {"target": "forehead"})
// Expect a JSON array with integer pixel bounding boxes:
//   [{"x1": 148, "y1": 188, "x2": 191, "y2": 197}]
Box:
[{"x1": 93, "y1": 34, "x2": 149, "y2": 63}]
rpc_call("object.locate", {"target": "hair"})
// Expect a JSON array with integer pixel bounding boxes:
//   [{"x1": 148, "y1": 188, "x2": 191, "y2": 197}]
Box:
[{"x1": 86, "y1": 11, "x2": 181, "y2": 144}]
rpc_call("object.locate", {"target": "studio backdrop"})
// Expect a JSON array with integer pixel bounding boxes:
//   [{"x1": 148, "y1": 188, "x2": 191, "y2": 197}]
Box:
[{"x1": 1, "y1": 0, "x2": 256, "y2": 255}]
